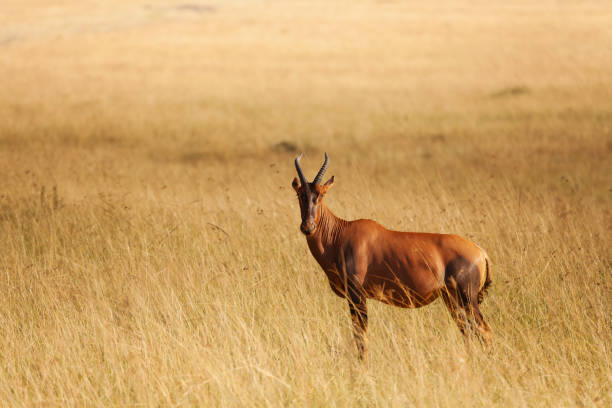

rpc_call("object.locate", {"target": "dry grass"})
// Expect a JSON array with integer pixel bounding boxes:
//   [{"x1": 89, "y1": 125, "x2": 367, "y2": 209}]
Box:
[{"x1": 0, "y1": 0, "x2": 611, "y2": 406}]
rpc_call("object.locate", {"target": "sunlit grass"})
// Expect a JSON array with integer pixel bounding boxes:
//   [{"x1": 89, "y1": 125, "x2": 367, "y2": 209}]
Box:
[{"x1": 0, "y1": 0, "x2": 610, "y2": 406}]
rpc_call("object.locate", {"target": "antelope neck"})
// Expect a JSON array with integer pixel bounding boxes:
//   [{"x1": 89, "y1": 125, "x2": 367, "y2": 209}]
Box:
[{"x1": 307, "y1": 203, "x2": 347, "y2": 248}]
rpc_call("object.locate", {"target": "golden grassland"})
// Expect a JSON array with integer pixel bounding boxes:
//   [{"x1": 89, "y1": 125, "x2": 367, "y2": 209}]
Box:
[{"x1": 0, "y1": 0, "x2": 610, "y2": 406}]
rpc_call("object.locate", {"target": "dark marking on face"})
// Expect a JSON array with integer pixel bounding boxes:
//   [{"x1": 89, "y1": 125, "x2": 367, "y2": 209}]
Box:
[{"x1": 297, "y1": 183, "x2": 322, "y2": 235}]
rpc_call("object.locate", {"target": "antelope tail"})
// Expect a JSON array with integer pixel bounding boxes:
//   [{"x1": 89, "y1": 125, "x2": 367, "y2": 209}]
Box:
[{"x1": 478, "y1": 254, "x2": 492, "y2": 304}]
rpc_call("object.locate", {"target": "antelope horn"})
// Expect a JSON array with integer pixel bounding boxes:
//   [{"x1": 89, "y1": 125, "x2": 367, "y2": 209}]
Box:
[
  {"x1": 313, "y1": 152, "x2": 329, "y2": 184},
  {"x1": 294, "y1": 153, "x2": 309, "y2": 188}
]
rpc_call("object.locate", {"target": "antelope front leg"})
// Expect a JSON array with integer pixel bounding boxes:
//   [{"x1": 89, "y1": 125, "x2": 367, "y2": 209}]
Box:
[{"x1": 348, "y1": 283, "x2": 368, "y2": 360}]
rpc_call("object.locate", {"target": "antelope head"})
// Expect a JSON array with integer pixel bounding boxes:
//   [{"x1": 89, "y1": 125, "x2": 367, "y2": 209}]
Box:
[{"x1": 292, "y1": 153, "x2": 335, "y2": 235}]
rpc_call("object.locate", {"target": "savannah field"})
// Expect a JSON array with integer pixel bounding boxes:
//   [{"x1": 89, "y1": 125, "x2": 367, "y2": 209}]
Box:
[{"x1": 0, "y1": 0, "x2": 611, "y2": 406}]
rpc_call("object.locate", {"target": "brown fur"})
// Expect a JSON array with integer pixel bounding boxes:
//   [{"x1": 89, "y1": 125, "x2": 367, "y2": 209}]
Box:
[{"x1": 292, "y1": 155, "x2": 492, "y2": 359}]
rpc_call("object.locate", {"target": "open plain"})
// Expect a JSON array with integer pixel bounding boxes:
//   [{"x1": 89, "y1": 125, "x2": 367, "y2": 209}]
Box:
[{"x1": 0, "y1": 0, "x2": 610, "y2": 406}]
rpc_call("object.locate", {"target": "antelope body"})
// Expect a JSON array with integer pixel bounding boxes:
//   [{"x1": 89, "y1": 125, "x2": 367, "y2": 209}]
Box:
[{"x1": 292, "y1": 153, "x2": 492, "y2": 359}]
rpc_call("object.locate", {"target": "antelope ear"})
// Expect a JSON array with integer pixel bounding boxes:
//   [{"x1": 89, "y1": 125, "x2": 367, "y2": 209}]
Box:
[
  {"x1": 320, "y1": 176, "x2": 334, "y2": 194},
  {"x1": 291, "y1": 177, "x2": 300, "y2": 192}
]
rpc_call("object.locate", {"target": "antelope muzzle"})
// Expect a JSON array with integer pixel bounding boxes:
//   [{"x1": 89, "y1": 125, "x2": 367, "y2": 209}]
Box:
[{"x1": 300, "y1": 221, "x2": 315, "y2": 235}]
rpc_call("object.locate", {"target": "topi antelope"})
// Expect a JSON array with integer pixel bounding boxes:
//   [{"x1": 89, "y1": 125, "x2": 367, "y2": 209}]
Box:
[{"x1": 292, "y1": 153, "x2": 492, "y2": 359}]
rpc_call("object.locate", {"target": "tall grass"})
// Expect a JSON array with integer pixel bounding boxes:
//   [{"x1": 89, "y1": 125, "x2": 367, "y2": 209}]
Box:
[{"x1": 0, "y1": 0, "x2": 610, "y2": 406}]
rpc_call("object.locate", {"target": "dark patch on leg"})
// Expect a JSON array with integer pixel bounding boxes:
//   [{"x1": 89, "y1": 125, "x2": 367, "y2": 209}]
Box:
[
  {"x1": 440, "y1": 287, "x2": 470, "y2": 336},
  {"x1": 445, "y1": 256, "x2": 480, "y2": 305},
  {"x1": 347, "y1": 280, "x2": 368, "y2": 360},
  {"x1": 328, "y1": 281, "x2": 346, "y2": 298},
  {"x1": 445, "y1": 257, "x2": 492, "y2": 345}
]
